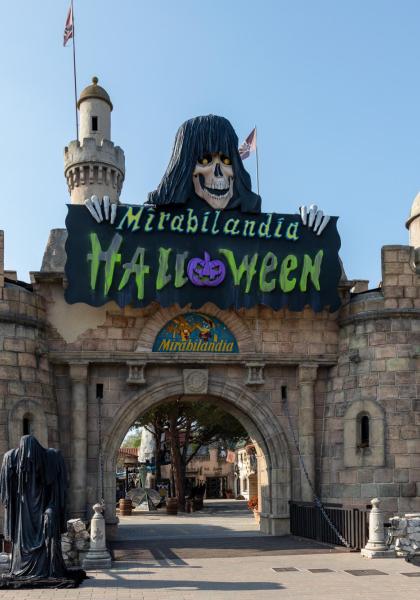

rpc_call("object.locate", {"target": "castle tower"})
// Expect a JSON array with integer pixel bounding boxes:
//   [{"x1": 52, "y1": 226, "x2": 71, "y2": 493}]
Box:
[
  {"x1": 64, "y1": 77, "x2": 125, "y2": 205},
  {"x1": 407, "y1": 193, "x2": 420, "y2": 247}
]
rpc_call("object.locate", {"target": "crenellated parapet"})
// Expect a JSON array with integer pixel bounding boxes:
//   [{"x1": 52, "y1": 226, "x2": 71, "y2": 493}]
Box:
[{"x1": 64, "y1": 138, "x2": 125, "y2": 205}]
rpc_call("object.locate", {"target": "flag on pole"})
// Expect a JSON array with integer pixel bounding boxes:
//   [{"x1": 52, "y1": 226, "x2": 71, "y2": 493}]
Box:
[
  {"x1": 238, "y1": 127, "x2": 257, "y2": 160},
  {"x1": 63, "y1": 3, "x2": 74, "y2": 46}
]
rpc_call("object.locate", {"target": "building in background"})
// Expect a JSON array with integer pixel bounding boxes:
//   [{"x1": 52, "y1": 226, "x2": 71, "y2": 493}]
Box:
[{"x1": 234, "y1": 442, "x2": 258, "y2": 500}]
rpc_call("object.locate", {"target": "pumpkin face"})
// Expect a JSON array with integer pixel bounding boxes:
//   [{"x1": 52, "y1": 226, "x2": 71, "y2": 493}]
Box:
[{"x1": 187, "y1": 252, "x2": 226, "y2": 287}]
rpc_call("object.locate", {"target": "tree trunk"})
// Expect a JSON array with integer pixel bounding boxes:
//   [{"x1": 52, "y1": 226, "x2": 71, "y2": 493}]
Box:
[
  {"x1": 153, "y1": 419, "x2": 163, "y2": 481},
  {"x1": 169, "y1": 409, "x2": 185, "y2": 510}
]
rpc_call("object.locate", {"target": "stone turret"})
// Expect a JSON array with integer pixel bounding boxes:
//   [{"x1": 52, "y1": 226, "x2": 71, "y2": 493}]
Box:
[
  {"x1": 64, "y1": 77, "x2": 125, "y2": 205},
  {"x1": 406, "y1": 192, "x2": 420, "y2": 248}
]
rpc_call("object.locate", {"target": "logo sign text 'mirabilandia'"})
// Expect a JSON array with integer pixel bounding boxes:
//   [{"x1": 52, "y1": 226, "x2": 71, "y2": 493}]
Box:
[{"x1": 64, "y1": 204, "x2": 342, "y2": 312}]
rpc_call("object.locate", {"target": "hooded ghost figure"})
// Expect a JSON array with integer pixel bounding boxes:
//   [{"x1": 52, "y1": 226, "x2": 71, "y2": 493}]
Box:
[
  {"x1": 0, "y1": 435, "x2": 85, "y2": 588},
  {"x1": 148, "y1": 115, "x2": 261, "y2": 213}
]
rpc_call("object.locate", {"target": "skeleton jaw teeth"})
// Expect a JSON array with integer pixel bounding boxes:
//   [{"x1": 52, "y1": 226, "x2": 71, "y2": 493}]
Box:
[
  {"x1": 204, "y1": 185, "x2": 230, "y2": 198},
  {"x1": 213, "y1": 179, "x2": 229, "y2": 190}
]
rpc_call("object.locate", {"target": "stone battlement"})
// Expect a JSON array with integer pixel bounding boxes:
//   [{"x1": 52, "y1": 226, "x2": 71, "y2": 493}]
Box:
[{"x1": 64, "y1": 138, "x2": 125, "y2": 204}]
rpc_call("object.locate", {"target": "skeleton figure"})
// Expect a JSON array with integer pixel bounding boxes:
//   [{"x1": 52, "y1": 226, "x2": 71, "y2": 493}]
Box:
[
  {"x1": 192, "y1": 152, "x2": 234, "y2": 210},
  {"x1": 84, "y1": 114, "x2": 331, "y2": 234},
  {"x1": 148, "y1": 114, "x2": 261, "y2": 213}
]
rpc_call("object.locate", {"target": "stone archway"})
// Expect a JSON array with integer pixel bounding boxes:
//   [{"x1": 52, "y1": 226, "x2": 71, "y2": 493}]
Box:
[{"x1": 102, "y1": 377, "x2": 291, "y2": 536}]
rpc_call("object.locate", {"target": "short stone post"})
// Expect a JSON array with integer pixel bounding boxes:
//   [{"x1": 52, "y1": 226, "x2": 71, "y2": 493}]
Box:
[
  {"x1": 82, "y1": 503, "x2": 112, "y2": 570},
  {"x1": 361, "y1": 498, "x2": 395, "y2": 558}
]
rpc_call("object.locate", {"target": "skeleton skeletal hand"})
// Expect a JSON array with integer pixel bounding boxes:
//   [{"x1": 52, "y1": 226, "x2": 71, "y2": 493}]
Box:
[
  {"x1": 299, "y1": 204, "x2": 330, "y2": 236},
  {"x1": 84, "y1": 195, "x2": 117, "y2": 224}
]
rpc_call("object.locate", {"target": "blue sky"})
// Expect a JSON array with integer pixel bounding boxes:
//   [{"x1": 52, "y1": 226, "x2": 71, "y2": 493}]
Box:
[{"x1": 0, "y1": 0, "x2": 418, "y2": 285}]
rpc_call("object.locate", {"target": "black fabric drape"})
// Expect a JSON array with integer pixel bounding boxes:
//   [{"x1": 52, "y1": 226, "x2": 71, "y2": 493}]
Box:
[{"x1": 0, "y1": 435, "x2": 86, "y2": 588}]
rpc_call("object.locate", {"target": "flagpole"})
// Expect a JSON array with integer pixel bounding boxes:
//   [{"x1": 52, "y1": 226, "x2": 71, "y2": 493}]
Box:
[
  {"x1": 255, "y1": 125, "x2": 260, "y2": 196},
  {"x1": 71, "y1": 0, "x2": 79, "y2": 140}
]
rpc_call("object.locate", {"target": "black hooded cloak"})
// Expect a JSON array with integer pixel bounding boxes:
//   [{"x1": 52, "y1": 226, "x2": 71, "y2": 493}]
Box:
[
  {"x1": 148, "y1": 114, "x2": 261, "y2": 213},
  {"x1": 0, "y1": 435, "x2": 86, "y2": 588}
]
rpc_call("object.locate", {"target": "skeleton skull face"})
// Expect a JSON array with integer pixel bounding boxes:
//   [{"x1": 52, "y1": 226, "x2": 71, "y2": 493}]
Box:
[{"x1": 193, "y1": 152, "x2": 234, "y2": 209}]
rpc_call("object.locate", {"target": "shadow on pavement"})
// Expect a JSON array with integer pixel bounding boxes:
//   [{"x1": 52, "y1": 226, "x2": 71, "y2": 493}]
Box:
[
  {"x1": 110, "y1": 534, "x2": 345, "y2": 561},
  {"x1": 87, "y1": 574, "x2": 285, "y2": 591}
]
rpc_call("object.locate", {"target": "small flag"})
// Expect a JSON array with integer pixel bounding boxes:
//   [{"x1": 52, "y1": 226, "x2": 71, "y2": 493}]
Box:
[
  {"x1": 63, "y1": 4, "x2": 73, "y2": 47},
  {"x1": 238, "y1": 128, "x2": 257, "y2": 160}
]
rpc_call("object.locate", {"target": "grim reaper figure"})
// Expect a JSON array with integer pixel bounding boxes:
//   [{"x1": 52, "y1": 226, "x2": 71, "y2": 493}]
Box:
[
  {"x1": 147, "y1": 114, "x2": 262, "y2": 213},
  {"x1": 0, "y1": 435, "x2": 86, "y2": 588},
  {"x1": 84, "y1": 113, "x2": 330, "y2": 234}
]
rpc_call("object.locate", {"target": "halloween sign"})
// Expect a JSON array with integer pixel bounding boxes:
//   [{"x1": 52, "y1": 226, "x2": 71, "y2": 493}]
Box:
[
  {"x1": 65, "y1": 115, "x2": 342, "y2": 312},
  {"x1": 65, "y1": 201, "x2": 341, "y2": 311},
  {"x1": 152, "y1": 313, "x2": 238, "y2": 353}
]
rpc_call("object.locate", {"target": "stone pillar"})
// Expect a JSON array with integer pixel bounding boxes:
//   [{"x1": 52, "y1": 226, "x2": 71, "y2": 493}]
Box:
[
  {"x1": 361, "y1": 498, "x2": 395, "y2": 558},
  {"x1": 82, "y1": 503, "x2": 112, "y2": 569},
  {"x1": 298, "y1": 364, "x2": 318, "y2": 502},
  {"x1": 69, "y1": 363, "x2": 89, "y2": 519}
]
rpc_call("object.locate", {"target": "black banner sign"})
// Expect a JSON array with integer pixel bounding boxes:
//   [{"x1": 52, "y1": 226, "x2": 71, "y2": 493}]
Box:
[{"x1": 64, "y1": 204, "x2": 342, "y2": 312}]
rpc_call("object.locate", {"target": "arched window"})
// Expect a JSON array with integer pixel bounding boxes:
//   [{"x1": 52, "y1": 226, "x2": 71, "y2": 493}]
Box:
[
  {"x1": 22, "y1": 414, "x2": 32, "y2": 436},
  {"x1": 343, "y1": 399, "x2": 385, "y2": 467},
  {"x1": 360, "y1": 415, "x2": 370, "y2": 448}
]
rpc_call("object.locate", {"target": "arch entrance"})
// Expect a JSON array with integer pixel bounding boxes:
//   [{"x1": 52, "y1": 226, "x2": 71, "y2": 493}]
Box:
[{"x1": 102, "y1": 377, "x2": 291, "y2": 536}]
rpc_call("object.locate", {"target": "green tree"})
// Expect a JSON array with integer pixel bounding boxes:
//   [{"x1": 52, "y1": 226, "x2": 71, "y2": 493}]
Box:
[
  {"x1": 121, "y1": 428, "x2": 142, "y2": 448},
  {"x1": 136, "y1": 400, "x2": 247, "y2": 509}
]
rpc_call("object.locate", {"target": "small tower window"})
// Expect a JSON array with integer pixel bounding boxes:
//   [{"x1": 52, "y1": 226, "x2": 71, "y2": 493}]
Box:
[
  {"x1": 23, "y1": 416, "x2": 32, "y2": 436},
  {"x1": 91, "y1": 116, "x2": 98, "y2": 131},
  {"x1": 359, "y1": 414, "x2": 370, "y2": 448}
]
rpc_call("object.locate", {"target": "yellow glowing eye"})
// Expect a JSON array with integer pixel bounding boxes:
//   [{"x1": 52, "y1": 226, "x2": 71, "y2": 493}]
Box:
[
  {"x1": 198, "y1": 153, "x2": 212, "y2": 166},
  {"x1": 220, "y1": 154, "x2": 231, "y2": 165}
]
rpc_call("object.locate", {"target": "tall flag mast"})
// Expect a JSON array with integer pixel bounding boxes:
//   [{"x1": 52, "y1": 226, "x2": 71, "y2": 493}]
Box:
[
  {"x1": 63, "y1": 1, "x2": 79, "y2": 140},
  {"x1": 239, "y1": 127, "x2": 260, "y2": 195}
]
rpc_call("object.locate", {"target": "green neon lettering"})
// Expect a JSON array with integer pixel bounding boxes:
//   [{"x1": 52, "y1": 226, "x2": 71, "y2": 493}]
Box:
[
  {"x1": 300, "y1": 250, "x2": 323, "y2": 291},
  {"x1": 156, "y1": 247, "x2": 172, "y2": 290},
  {"x1": 170, "y1": 215, "x2": 184, "y2": 232},
  {"x1": 285, "y1": 221, "x2": 299, "y2": 241},
  {"x1": 259, "y1": 251, "x2": 278, "y2": 292},
  {"x1": 116, "y1": 207, "x2": 144, "y2": 231},
  {"x1": 175, "y1": 251, "x2": 189, "y2": 288},
  {"x1": 118, "y1": 247, "x2": 150, "y2": 299},
  {"x1": 186, "y1": 209, "x2": 198, "y2": 233},
  {"x1": 279, "y1": 254, "x2": 298, "y2": 292},
  {"x1": 219, "y1": 249, "x2": 258, "y2": 293},
  {"x1": 223, "y1": 218, "x2": 240, "y2": 236},
  {"x1": 157, "y1": 211, "x2": 171, "y2": 231},
  {"x1": 243, "y1": 220, "x2": 256, "y2": 237},
  {"x1": 88, "y1": 232, "x2": 122, "y2": 294}
]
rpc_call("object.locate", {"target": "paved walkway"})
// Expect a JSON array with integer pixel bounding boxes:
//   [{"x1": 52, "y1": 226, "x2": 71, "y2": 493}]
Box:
[
  {"x1": 1, "y1": 500, "x2": 419, "y2": 598},
  {"x1": 1, "y1": 554, "x2": 420, "y2": 599},
  {"x1": 112, "y1": 499, "x2": 260, "y2": 541}
]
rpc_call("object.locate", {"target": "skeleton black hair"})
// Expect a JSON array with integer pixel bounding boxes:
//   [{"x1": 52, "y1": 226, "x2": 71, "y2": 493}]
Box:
[{"x1": 147, "y1": 115, "x2": 261, "y2": 213}]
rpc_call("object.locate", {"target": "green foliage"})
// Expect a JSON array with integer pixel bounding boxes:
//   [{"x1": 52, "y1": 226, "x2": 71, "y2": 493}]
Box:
[
  {"x1": 121, "y1": 428, "x2": 142, "y2": 448},
  {"x1": 135, "y1": 399, "x2": 247, "y2": 456}
]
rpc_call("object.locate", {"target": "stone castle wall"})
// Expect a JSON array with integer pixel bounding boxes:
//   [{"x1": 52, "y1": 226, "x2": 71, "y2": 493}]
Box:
[
  {"x1": 319, "y1": 245, "x2": 420, "y2": 513},
  {"x1": 0, "y1": 231, "x2": 59, "y2": 463}
]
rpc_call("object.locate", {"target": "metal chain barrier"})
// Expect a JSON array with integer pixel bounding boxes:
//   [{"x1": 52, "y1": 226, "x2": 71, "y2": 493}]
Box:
[{"x1": 283, "y1": 397, "x2": 351, "y2": 548}]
